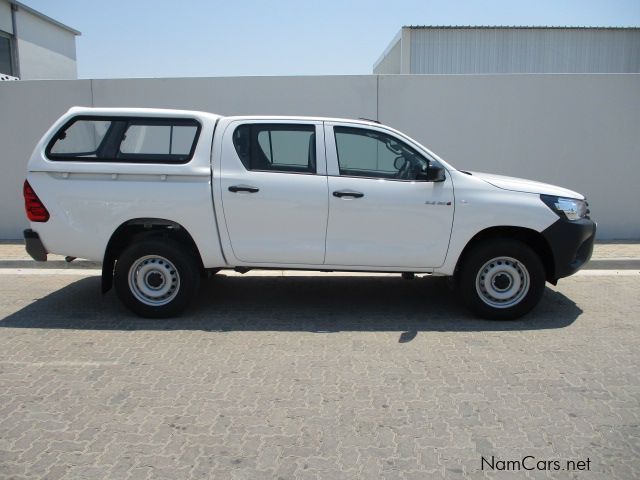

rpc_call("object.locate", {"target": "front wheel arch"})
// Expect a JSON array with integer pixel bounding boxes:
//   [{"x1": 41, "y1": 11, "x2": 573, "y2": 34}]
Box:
[{"x1": 453, "y1": 226, "x2": 556, "y2": 285}]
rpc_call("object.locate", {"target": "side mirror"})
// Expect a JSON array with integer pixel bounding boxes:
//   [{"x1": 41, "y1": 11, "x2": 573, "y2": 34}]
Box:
[{"x1": 417, "y1": 163, "x2": 446, "y2": 182}]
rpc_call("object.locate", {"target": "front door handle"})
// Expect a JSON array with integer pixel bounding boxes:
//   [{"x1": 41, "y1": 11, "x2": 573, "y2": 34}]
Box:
[
  {"x1": 333, "y1": 190, "x2": 364, "y2": 199},
  {"x1": 229, "y1": 185, "x2": 260, "y2": 193}
]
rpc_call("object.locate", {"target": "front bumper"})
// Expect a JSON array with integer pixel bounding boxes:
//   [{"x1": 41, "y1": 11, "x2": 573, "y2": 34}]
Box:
[
  {"x1": 24, "y1": 229, "x2": 47, "y2": 261},
  {"x1": 542, "y1": 218, "x2": 596, "y2": 281}
]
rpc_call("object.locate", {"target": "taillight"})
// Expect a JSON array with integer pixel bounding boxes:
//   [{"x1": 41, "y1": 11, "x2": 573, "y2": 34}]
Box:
[{"x1": 23, "y1": 180, "x2": 49, "y2": 222}]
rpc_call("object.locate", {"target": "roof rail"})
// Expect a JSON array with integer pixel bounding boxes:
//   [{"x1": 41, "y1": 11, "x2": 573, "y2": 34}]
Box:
[{"x1": 358, "y1": 117, "x2": 381, "y2": 124}]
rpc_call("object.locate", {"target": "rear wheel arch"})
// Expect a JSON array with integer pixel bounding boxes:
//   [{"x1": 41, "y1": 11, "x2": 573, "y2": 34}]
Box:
[
  {"x1": 454, "y1": 226, "x2": 556, "y2": 284},
  {"x1": 101, "y1": 218, "x2": 204, "y2": 293}
]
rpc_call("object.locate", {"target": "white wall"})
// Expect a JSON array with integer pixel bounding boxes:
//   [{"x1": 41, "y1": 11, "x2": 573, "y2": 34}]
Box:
[
  {"x1": 379, "y1": 74, "x2": 640, "y2": 239},
  {"x1": 15, "y1": 8, "x2": 77, "y2": 79},
  {"x1": 0, "y1": 74, "x2": 638, "y2": 240},
  {"x1": 0, "y1": 80, "x2": 92, "y2": 239},
  {"x1": 90, "y1": 76, "x2": 377, "y2": 116}
]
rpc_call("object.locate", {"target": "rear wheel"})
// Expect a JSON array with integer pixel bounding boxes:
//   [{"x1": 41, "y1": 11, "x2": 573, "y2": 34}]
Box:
[
  {"x1": 459, "y1": 239, "x2": 545, "y2": 320},
  {"x1": 114, "y1": 238, "x2": 200, "y2": 318}
]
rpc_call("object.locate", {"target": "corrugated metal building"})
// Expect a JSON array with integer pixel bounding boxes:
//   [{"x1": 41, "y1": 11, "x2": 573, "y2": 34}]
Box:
[{"x1": 373, "y1": 26, "x2": 640, "y2": 74}]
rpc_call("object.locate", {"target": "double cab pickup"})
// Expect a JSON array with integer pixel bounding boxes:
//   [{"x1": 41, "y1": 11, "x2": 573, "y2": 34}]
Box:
[{"x1": 24, "y1": 107, "x2": 596, "y2": 319}]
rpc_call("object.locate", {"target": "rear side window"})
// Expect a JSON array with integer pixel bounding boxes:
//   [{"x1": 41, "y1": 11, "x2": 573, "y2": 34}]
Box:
[
  {"x1": 48, "y1": 120, "x2": 111, "y2": 158},
  {"x1": 120, "y1": 123, "x2": 198, "y2": 157},
  {"x1": 46, "y1": 116, "x2": 201, "y2": 163},
  {"x1": 232, "y1": 124, "x2": 316, "y2": 173}
]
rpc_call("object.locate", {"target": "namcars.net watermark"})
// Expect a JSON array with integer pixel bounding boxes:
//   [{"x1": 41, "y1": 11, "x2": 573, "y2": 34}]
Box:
[{"x1": 481, "y1": 455, "x2": 591, "y2": 472}]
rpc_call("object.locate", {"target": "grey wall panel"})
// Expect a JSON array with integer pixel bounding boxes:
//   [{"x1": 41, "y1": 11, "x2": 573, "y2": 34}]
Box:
[
  {"x1": 0, "y1": 0, "x2": 13, "y2": 35},
  {"x1": 15, "y1": 8, "x2": 78, "y2": 79},
  {"x1": 91, "y1": 76, "x2": 378, "y2": 118},
  {"x1": 0, "y1": 75, "x2": 377, "y2": 239},
  {"x1": 17, "y1": 38, "x2": 77, "y2": 79},
  {"x1": 0, "y1": 79, "x2": 92, "y2": 238},
  {"x1": 378, "y1": 74, "x2": 640, "y2": 238},
  {"x1": 16, "y1": 9, "x2": 76, "y2": 59},
  {"x1": 0, "y1": 74, "x2": 638, "y2": 239},
  {"x1": 373, "y1": 39, "x2": 401, "y2": 74},
  {"x1": 409, "y1": 28, "x2": 640, "y2": 73}
]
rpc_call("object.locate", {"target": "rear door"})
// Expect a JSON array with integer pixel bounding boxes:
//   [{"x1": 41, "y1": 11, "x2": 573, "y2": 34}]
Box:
[
  {"x1": 219, "y1": 120, "x2": 328, "y2": 265},
  {"x1": 324, "y1": 122, "x2": 454, "y2": 268}
]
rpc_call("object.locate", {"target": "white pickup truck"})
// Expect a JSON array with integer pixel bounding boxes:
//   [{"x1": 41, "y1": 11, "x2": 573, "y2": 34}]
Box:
[{"x1": 23, "y1": 107, "x2": 595, "y2": 319}]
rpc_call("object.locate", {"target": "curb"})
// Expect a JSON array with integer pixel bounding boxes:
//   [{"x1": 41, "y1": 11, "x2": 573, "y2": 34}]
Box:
[
  {"x1": 584, "y1": 259, "x2": 640, "y2": 270},
  {"x1": 1, "y1": 259, "x2": 640, "y2": 271}
]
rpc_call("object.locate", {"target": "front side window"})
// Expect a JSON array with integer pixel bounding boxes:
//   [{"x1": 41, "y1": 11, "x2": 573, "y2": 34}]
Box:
[
  {"x1": 233, "y1": 124, "x2": 316, "y2": 173},
  {"x1": 334, "y1": 126, "x2": 428, "y2": 180},
  {"x1": 46, "y1": 117, "x2": 200, "y2": 163}
]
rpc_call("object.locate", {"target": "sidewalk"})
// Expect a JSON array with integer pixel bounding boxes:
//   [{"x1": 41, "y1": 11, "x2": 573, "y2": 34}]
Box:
[{"x1": 1, "y1": 240, "x2": 639, "y2": 269}]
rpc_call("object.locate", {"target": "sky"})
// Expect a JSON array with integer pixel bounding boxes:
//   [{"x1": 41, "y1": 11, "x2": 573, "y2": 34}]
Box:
[{"x1": 22, "y1": 0, "x2": 640, "y2": 79}]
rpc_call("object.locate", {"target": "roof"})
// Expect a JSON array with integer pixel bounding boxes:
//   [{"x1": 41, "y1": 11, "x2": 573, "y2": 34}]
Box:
[
  {"x1": 65, "y1": 107, "x2": 384, "y2": 128},
  {"x1": 403, "y1": 25, "x2": 639, "y2": 30},
  {"x1": 66, "y1": 106, "x2": 220, "y2": 121},
  {"x1": 9, "y1": 0, "x2": 81, "y2": 35}
]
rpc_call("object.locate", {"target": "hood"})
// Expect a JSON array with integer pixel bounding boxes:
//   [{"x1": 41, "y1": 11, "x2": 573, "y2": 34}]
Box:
[{"x1": 466, "y1": 171, "x2": 584, "y2": 199}]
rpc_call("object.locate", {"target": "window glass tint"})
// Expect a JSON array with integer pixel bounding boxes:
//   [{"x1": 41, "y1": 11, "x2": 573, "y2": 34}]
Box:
[
  {"x1": 257, "y1": 131, "x2": 273, "y2": 162},
  {"x1": 0, "y1": 35, "x2": 12, "y2": 76},
  {"x1": 46, "y1": 117, "x2": 200, "y2": 164},
  {"x1": 49, "y1": 120, "x2": 111, "y2": 157},
  {"x1": 171, "y1": 126, "x2": 199, "y2": 155},
  {"x1": 334, "y1": 126, "x2": 428, "y2": 180},
  {"x1": 121, "y1": 125, "x2": 170, "y2": 154},
  {"x1": 120, "y1": 124, "x2": 198, "y2": 156},
  {"x1": 233, "y1": 124, "x2": 315, "y2": 173}
]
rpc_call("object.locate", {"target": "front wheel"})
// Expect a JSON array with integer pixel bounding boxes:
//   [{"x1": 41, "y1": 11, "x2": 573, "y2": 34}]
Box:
[
  {"x1": 114, "y1": 238, "x2": 200, "y2": 318},
  {"x1": 458, "y1": 239, "x2": 546, "y2": 320}
]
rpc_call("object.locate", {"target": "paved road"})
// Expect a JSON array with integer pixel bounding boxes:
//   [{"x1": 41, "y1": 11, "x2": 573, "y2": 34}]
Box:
[{"x1": 0, "y1": 271, "x2": 638, "y2": 479}]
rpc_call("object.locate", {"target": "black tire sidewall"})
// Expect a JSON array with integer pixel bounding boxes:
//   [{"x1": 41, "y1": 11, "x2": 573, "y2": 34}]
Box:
[
  {"x1": 459, "y1": 239, "x2": 545, "y2": 320},
  {"x1": 114, "y1": 239, "x2": 200, "y2": 318}
]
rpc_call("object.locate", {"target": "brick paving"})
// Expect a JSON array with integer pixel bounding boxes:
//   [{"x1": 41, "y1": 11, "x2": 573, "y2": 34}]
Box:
[{"x1": 0, "y1": 266, "x2": 638, "y2": 479}]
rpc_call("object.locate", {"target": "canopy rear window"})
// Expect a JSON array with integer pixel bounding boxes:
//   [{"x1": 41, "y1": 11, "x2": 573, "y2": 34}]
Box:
[{"x1": 46, "y1": 116, "x2": 201, "y2": 164}]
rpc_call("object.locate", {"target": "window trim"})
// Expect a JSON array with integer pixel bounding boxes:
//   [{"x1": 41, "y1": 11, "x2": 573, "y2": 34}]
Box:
[
  {"x1": 332, "y1": 125, "x2": 431, "y2": 182},
  {"x1": 232, "y1": 123, "x2": 318, "y2": 175},
  {"x1": 45, "y1": 115, "x2": 202, "y2": 164}
]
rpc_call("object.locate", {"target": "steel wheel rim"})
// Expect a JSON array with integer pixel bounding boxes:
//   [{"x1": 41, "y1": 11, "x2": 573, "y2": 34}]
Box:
[
  {"x1": 475, "y1": 256, "x2": 530, "y2": 309},
  {"x1": 128, "y1": 255, "x2": 180, "y2": 306}
]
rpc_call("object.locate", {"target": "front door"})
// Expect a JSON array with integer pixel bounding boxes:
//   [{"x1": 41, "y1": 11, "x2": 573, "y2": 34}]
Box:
[
  {"x1": 220, "y1": 121, "x2": 328, "y2": 265},
  {"x1": 324, "y1": 123, "x2": 454, "y2": 268}
]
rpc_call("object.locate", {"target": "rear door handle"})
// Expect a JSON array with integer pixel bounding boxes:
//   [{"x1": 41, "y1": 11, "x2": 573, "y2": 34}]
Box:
[
  {"x1": 333, "y1": 190, "x2": 364, "y2": 199},
  {"x1": 228, "y1": 185, "x2": 259, "y2": 193}
]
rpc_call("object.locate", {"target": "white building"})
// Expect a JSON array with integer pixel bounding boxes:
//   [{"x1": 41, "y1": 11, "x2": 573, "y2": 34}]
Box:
[
  {"x1": 0, "y1": 0, "x2": 80, "y2": 80},
  {"x1": 374, "y1": 26, "x2": 640, "y2": 74}
]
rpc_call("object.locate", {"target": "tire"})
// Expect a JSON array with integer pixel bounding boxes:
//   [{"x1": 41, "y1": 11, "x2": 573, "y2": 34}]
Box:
[
  {"x1": 458, "y1": 239, "x2": 545, "y2": 320},
  {"x1": 114, "y1": 238, "x2": 200, "y2": 318}
]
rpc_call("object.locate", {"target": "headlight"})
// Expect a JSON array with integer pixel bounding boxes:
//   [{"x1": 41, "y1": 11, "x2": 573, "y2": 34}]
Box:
[{"x1": 540, "y1": 195, "x2": 588, "y2": 221}]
